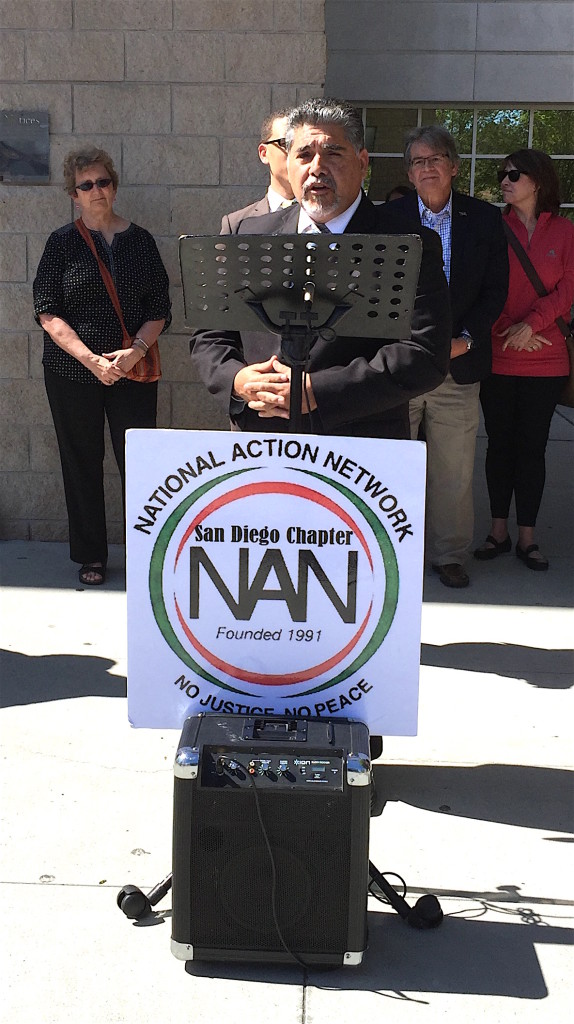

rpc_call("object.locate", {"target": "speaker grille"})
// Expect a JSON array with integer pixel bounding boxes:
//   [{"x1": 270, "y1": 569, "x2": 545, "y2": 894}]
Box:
[{"x1": 185, "y1": 789, "x2": 353, "y2": 954}]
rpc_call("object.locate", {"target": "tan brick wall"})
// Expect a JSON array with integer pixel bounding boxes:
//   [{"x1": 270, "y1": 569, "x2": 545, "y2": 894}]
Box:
[{"x1": 0, "y1": 0, "x2": 326, "y2": 542}]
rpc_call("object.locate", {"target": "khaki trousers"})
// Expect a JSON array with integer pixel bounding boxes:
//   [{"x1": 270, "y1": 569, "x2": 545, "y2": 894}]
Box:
[{"x1": 409, "y1": 373, "x2": 480, "y2": 567}]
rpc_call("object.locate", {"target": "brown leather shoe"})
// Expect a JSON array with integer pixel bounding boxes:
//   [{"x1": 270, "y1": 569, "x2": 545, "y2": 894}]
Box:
[{"x1": 432, "y1": 563, "x2": 469, "y2": 588}]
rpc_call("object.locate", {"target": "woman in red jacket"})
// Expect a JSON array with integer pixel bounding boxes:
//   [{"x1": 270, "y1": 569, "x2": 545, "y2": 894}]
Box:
[{"x1": 475, "y1": 149, "x2": 573, "y2": 571}]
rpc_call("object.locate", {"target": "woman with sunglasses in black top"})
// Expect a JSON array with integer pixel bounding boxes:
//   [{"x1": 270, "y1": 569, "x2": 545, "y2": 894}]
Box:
[
  {"x1": 33, "y1": 146, "x2": 171, "y2": 586},
  {"x1": 474, "y1": 149, "x2": 573, "y2": 571}
]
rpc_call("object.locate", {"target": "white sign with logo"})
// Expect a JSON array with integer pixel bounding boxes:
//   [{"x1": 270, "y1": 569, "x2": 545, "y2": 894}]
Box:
[{"x1": 126, "y1": 430, "x2": 426, "y2": 734}]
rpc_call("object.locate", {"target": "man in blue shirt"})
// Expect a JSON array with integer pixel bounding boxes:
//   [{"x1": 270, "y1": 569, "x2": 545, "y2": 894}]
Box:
[{"x1": 393, "y1": 125, "x2": 509, "y2": 588}]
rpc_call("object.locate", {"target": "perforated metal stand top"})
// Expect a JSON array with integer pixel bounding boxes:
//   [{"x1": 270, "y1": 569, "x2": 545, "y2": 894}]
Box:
[{"x1": 179, "y1": 232, "x2": 422, "y2": 339}]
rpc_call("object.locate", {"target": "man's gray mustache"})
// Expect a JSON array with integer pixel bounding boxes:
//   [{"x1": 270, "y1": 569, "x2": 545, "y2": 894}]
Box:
[{"x1": 303, "y1": 177, "x2": 336, "y2": 194}]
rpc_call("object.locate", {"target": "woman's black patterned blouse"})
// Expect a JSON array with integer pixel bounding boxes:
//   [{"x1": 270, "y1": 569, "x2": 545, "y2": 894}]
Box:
[{"x1": 33, "y1": 221, "x2": 172, "y2": 384}]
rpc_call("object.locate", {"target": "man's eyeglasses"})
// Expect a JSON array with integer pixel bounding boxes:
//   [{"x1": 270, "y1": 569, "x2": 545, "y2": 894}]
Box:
[
  {"x1": 497, "y1": 168, "x2": 522, "y2": 184},
  {"x1": 265, "y1": 138, "x2": 288, "y2": 152},
  {"x1": 409, "y1": 153, "x2": 450, "y2": 170},
  {"x1": 75, "y1": 177, "x2": 113, "y2": 192}
]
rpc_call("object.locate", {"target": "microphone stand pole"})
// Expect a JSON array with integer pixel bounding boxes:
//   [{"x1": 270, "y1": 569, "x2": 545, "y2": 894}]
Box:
[{"x1": 246, "y1": 281, "x2": 320, "y2": 433}]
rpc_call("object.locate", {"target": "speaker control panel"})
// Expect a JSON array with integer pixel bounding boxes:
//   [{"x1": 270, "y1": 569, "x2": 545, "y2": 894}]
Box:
[{"x1": 200, "y1": 748, "x2": 345, "y2": 791}]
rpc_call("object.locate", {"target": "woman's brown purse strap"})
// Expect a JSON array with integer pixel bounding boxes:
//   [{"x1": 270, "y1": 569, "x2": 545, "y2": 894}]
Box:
[
  {"x1": 503, "y1": 221, "x2": 571, "y2": 338},
  {"x1": 74, "y1": 218, "x2": 161, "y2": 383},
  {"x1": 74, "y1": 218, "x2": 131, "y2": 343}
]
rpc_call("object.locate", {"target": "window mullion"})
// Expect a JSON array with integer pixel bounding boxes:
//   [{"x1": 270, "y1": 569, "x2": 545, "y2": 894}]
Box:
[{"x1": 470, "y1": 108, "x2": 478, "y2": 196}]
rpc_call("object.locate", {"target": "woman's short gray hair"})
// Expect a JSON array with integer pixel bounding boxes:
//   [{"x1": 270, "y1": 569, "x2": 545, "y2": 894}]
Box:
[
  {"x1": 63, "y1": 146, "x2": 118, "y2": 194},
  {"x1": 285, "y1": 99, "x2": 365, "y2": 152},
  {"x1": 404, "y1": 125, "x2": 459, "y2": 169}
]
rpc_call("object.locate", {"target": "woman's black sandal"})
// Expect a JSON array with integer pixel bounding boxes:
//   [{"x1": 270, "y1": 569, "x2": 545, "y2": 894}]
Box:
[
  {"x1": 473, "y1": 534, "x2": 512, "y2": 560},
  {"x1": 515, "y1": 544, "x2": 549, "y2": 572},
  {"x1": 79, "y1": 563, "x2": 106, "y2": 586}
]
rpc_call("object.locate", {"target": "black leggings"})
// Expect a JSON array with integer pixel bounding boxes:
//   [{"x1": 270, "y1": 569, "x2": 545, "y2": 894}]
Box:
[
  {"x1": 45, "y1": 368, "x2": 157, "y2": 564},
  {"x1": 479, "y1": 374, "x2": 565, "y2": 527}
]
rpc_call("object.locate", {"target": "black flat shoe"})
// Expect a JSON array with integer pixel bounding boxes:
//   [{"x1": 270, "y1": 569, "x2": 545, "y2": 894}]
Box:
[
  {"x1": 79, "y1": 563, "x2": 106, "y2": 586},
  {"x1": 515, "y1": 543, "x2": 549, "y2": 571},
  {"x1": 473, "y1": 534, "x2": 512, "y2": 560}
]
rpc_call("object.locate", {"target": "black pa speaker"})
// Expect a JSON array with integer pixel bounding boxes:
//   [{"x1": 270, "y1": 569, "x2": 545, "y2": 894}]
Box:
[{"x1": 171, "y1": 714, "x2": 371, "y2": 966}]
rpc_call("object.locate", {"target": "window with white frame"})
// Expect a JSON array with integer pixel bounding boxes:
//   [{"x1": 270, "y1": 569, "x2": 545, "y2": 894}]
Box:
[{"x1": 364, "y1": 107, "x2": 574, "y2": 218}]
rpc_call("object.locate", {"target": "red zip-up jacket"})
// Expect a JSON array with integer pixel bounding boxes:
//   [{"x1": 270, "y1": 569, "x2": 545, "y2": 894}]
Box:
[{"x1": 491, "y1": 208, "x2": 574, "y2": 377}]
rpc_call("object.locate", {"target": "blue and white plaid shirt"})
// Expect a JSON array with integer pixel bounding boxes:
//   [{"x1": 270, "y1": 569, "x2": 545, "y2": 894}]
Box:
[{"x1": 417, "y1": 192, "x2": 452, "y2": 283}]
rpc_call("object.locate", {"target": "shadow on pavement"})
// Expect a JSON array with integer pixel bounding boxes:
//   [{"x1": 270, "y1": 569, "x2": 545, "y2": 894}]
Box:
[
  {"x1": 421, "y1": 560, "x2": 574, "y2": 608},
  {"x1": 371, "y1": 763, "x2": 573, "y2": 833},
  {"x1": 317, "y1": 911, "x2": 569, "y2": 1000},
  {"x1": 180, "y1": 912, "x2": 573, "y2": 1000},
  {"x1": 0, "y1": 649, "x2": 126, "y2": 707},
  {"x1": 421, "y1": 641, "x2": 574, "y2": 688},
  {"x1": 0, "y1": 542, "x2": 126, "y2": 590}
]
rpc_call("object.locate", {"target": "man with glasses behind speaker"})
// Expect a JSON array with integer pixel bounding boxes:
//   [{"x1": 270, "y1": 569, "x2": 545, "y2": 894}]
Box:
[
  {"x1": 220, "y1": 110, "x2": 295, "y2": 233},
  {"x1": 392, "y1": 125, "x2": 509, "y2": 588}
]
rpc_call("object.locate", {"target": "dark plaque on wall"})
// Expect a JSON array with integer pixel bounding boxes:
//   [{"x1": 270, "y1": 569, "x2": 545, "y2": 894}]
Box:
[{"x1": 0, "y1": 110, "x2": 50, "y2": 183}]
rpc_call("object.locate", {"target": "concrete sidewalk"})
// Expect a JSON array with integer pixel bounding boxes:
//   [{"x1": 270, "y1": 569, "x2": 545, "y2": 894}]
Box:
[{"x1": 1, "y1": 410, "x2": 573, "y2": 1024}]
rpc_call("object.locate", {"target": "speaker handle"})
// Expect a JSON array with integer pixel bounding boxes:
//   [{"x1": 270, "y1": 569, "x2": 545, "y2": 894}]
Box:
[
  {"x1": 368, "y1": 860, "x2": 443, "y2": 930},
  {"x1": 243, "y1": 716, "x2": 310, "y2": 742}
]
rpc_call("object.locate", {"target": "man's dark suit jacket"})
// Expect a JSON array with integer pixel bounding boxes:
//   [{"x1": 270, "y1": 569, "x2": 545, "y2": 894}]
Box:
[
  {"x1": 192, "y1": 193, "x2": 452, "y2": 439},
  {"x1": 220, "y1": 195, "x2": 271, "y2": 234},
  {"x1": 392, "y1": 189, "x2": 509, "y2": 383}
]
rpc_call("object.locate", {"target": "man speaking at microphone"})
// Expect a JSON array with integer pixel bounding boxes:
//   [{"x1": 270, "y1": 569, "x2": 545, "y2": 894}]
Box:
[{"x1": 191, "y1": 98, "x2": 451, "y2": 440}]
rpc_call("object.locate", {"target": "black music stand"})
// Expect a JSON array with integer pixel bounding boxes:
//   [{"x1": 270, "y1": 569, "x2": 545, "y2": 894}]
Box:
[{"x1": 179, "y1": 232, "x2": 422, "y2": 432}]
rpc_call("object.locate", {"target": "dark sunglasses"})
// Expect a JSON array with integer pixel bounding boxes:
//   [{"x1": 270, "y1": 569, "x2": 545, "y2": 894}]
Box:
[
  {"x1": 497, "y1": 168, "x2": 522, "y2": 184},
  {"x1": 75, "y1": 177, "x2": 113, "y2": 192},
  {"x1": 265, "y1": 137, "x2": 287, "y2": 151}
]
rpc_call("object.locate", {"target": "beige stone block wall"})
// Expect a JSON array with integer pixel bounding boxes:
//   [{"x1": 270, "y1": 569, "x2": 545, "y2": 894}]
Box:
[
  {"x1": 0, "y1": 333, "x2": 28, "y2": 377},
  {"x1": 25, "y1": 31, "x2": 125, "y2": 81},
  {"x1": 0, "y1": 29, "x2": 25, "y2": 79},
  {"x1": 0, "y1": 2, "x2": 73, "y2": 31},
  {"x1": 0, "y1": 0, "x2": 326, "y2": 542},
  {"x1": 0, "y1": 235, "x2": 27, "y2": 281},
  {"x1": 75, "y1": 1, "x2": 172, "y2": 31},
  {"x1": 0, "y1": 83, "x2": 73, "y2": 131},
  {"x1": 123, "y1": 136, "x2": 219, "y2": 186}
]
